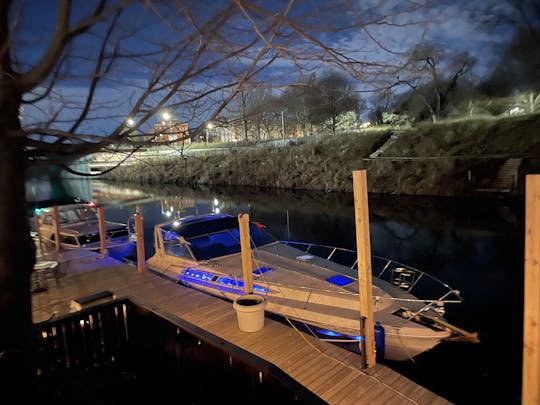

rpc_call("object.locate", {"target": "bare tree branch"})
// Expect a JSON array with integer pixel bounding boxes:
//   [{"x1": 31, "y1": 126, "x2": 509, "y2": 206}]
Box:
[{"x1": 19, "y1": 0, "x2": 127, "y2": 91}]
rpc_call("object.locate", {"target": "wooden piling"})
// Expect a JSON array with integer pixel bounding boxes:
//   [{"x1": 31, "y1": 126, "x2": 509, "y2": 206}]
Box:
[
  {"x1": 52, "y1": 206, "x2": 61, "y2": 252},
  {"x1": 238, "y1": 213, "x2": 254, "y2": 295},
  {"x1": 523, "y1": 175, "x2": 540, "y2": 404},
  {"x1": 33, "y1": 213, "x2": 45, "y2": 254},
  {"x1": 134, "y1": 213, "x2": 146, "y2": 273},
  {"x1": 97, "y1": 206, "x2": 107, "y2": 258},
  {"x1": 352, "y1": 170, "x2": 376, "y2": 369}
]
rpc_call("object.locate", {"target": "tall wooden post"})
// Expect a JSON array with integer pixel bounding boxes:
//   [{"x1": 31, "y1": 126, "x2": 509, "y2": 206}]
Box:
[
  {"x1": 52, "y1": 205, "x2": 61, "y2": 252},
  {"x1": 238, "y1": 213, "x2": 254, "y2": 295},
  {"x1": 33, "y1": 213, "x2": 45, "y2": 254},
  {"x1": 523, "y1": 175, "x2": 540, "y2": 404},
  {"x1": 353, "y1": 170, "x2": 376, "y2": 369},
  {"x1": 97, "y1": 206, "x2": 107, "y2": 258},
  {"x1": 134, "y1": 213, "x2": 146, "y2": 273}
]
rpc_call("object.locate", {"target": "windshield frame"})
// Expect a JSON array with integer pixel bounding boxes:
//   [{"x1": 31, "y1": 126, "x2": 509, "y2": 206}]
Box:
[{"x1": 161, "y1": 217, "x2": 276, "y2": 261}]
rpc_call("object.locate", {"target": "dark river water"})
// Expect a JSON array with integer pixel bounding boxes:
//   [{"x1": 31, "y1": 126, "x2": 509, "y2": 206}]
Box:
[{"x1": 27, "y1": 176, "x2": 525, "y2": 405}]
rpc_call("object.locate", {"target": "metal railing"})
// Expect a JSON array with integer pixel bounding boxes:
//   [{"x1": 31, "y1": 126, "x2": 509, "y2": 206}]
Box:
[{"x1": 280, "y1": 241, "x2": 463, "y2": 309}]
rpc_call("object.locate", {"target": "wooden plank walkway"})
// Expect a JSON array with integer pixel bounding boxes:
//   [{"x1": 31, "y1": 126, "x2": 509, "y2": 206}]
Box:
[{"x1": 32, "y1": 251, "x2": 453, "y2": 405}]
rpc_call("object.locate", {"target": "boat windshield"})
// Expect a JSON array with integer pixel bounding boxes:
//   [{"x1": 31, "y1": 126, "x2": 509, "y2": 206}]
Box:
[
  {"x1": 162, "y1": 216, "x2": 275, "y2": 261},
  {"x1": 43, "y1": 206, "x2": 97, "y2": 225},
  {"x1": 60, "y1": 208, "x2": 97, "y2": 224}
]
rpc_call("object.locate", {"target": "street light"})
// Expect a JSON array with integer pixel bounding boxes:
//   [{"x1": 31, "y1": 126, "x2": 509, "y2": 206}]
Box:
[
  {"x1": 160, "y1": 111, "x2": 179, "y2": 143},
  {"x1": 206, "y1": 122, "x2": 213, "y2": 143}
]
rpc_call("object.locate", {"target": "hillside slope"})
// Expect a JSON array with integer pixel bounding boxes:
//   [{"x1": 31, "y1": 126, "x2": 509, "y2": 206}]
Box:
[{"x1": 104, "y1": 114, "x2": 540, "y2": 198}]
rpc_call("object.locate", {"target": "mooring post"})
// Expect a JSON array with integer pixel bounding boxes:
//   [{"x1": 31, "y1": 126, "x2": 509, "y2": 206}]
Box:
[
  {"x1": 52, "y1": 205, "x2": 61, "y2": 252},
  {"x1": 523, "y1": 174, "x2": 540, "y2": 404},
  {"x1": 135, "y1": 213, "x2": 146, "y2": 273},
  {"x1": 33, "y1": 213, "x2": 45, "y2": 254},
  {"x1": 238, "y1": 213, "x2": 254, "y2": 295},
  {"x1": 97, "y1": 206, "x2": 107, "y2": 258},
  {"x1": 352, "y1": 170, "x2": 376, "y2": 369}
]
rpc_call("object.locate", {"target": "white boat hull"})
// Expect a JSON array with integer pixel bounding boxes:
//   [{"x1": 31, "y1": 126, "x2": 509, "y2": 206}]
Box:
[
  {"x1": 146, "y1": 214, "x2": 466, "y2": 362},
  {"x1": 147, "y1": 254, "x2": 451, "y2": 361}
]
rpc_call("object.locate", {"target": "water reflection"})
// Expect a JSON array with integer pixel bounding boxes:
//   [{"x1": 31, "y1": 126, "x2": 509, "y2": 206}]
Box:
[
  {"x1": 29, "y1": 177, "x2": 525, "y2": 405},
  {"x1": 26, "y1": 169, "x2": 92, "y2": 207}
]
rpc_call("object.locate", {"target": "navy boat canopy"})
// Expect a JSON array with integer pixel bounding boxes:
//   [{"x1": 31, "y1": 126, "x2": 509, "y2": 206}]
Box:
[
  {"x1": 164, "y1": 215, "x2": 240, "y2": 239},
  {"x1": 162, "y1": 214, "x2": 276, "y2": 261}
]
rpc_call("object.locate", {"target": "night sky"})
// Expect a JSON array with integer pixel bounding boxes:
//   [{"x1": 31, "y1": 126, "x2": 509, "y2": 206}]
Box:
[{"x1": 9, "y1": 0, "x2": 538, "y2": 134}]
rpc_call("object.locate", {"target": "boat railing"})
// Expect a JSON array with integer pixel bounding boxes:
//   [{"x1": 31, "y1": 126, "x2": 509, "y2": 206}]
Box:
[
  {"x1": 280, "y1": 241, "x2": 463, "y2": 311},
  {"x1": 180, "y1": 262, "x2": 460, "y2": 318}
]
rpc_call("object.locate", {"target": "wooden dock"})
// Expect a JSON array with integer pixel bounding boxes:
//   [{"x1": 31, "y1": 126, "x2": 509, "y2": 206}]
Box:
[{"x1": 32, "y1": 250, "x2": 452, "y2": 405}]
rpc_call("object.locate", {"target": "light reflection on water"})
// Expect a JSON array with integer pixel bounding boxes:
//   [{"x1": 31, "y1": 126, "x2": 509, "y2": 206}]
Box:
[{"x1": 28, "y1": 177, "x2": 524, "y2": 405}]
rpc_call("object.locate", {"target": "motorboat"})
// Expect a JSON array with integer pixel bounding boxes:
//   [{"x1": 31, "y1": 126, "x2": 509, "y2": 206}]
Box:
[
  {"x1": 34, "y1": 203, "x2": 134, "y2": 252},
  {"x1": 147, "y1": 213, "x2": 478, "y2": 361}
]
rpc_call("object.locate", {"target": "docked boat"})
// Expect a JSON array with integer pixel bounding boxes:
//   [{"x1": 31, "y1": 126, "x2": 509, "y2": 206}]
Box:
[
  {"x1": 147, "y1": 213, "x2": 478, "y2": 361},
  {"x1": 34, "y1": 203, "x2": 134, "y2": 252}
]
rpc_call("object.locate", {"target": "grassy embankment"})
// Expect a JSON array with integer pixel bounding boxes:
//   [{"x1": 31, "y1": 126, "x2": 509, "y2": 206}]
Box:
[{"x1": 104, "y1": 113, "x2": 540, "y2": 197}]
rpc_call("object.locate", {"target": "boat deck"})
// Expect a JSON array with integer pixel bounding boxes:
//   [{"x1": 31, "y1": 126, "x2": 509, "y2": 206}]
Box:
[{"x1": 32, "y1": 250, "x2": 452, "y2": 405}]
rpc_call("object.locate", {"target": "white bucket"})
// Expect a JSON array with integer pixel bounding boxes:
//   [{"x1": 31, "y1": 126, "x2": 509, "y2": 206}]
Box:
[{"x1": 233, "y1": 294, "x2": 266, "y2": 332}]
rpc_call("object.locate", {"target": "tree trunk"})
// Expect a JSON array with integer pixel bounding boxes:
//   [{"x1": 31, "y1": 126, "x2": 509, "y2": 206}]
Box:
[
  {"x1": 0, "y1": 133, "x2": 37, "y2": 399},
  {"x1": 243, "y1": 117, "x2": 248, "y2": 142}
]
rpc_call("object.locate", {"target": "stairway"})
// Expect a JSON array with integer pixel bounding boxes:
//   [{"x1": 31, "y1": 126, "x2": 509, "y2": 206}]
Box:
[
  {"x1": 369, "y1": 132, "x2": 401, "y2": 158},
  {"x1": 477, "y1": 158, "x2": 522, "y2": 193}
]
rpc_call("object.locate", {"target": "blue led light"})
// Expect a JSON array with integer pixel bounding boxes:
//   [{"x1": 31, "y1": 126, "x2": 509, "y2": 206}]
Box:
[
  {"x1": 315, "y1": 329, "x2": 343, "y2": 337},
  {"x1": 217, "y1": 276, "x2": 237, "y2": 286},
  {"x1": 326, "y1": 274, "x2": 354, "y2": 287},
  {"x1": 183, "y1": 269, "x2": 214, "y2": 281},
  {"x1": 253, "y1": 266, "x2": 272, "y2": 274},
  {"x1": 182, "y1": 271, "x2": 272, "y2": 293},
  {"x1": 348, "y1": 335, "x2": 364, "y2": 341},
  {"x1": 216, "y1": 277, "x2": 271, "y2": 293}
]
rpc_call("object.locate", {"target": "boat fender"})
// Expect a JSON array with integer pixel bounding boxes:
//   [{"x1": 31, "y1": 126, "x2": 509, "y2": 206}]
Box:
[{"x1": 374, "y1": 321, "x2": 385, "y2": 360}]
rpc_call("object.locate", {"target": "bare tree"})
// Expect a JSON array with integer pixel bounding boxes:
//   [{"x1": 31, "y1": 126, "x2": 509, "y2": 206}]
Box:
[
  {"x1": 394, "y1": 45, "x2": 475, "y2": 122},
  {"x1": 222, "y1": 87, "x2": 278, "y2": 142},
  {"x1": 481, "y1": 26, "x2": 540, "y2": 95},
  {"x1": 308, "y1": 71, "x2": 362, "y2": 134},
  {"x1": 0, "y1": 0, "x2": 432, "y2": 397},
  {"x1": 280, "y1": 76, "x2": 317, "y2": 136},
  {"x1": 460, "y1": 0, "x2": 540, "y2": 95}
]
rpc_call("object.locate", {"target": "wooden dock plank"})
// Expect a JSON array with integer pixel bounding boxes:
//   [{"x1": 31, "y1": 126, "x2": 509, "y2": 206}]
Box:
[
  {"x1": 31, "y1": 259, "x2": 453, "y2": 405},
  {"x1": 325, "y1": 374, "x2": 380, "y2": 403}
]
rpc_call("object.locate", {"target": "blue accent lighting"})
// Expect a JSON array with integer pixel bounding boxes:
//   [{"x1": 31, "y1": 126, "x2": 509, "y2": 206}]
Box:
[
  {"x1": 217, "y1": 276, "x2": 237, "y2": 286},
  {"x1": 183, "y1": 269, "x2": 214, "y2": 281},
  {"x1": 216, "y1": 276, "x2": 271, "y2": 293},
  {"x1": 316, "y1": 329, "x2": 343, "y2": 337},
  {"x1": 326, "y1": 274, "x2": 354, "y2": 287},
  {"x1": 253, "y1": 285, "x2": 271, "y2": 293},
  {"x1": 253, "y1": 266, "x2": 272, "y2": 274}
]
